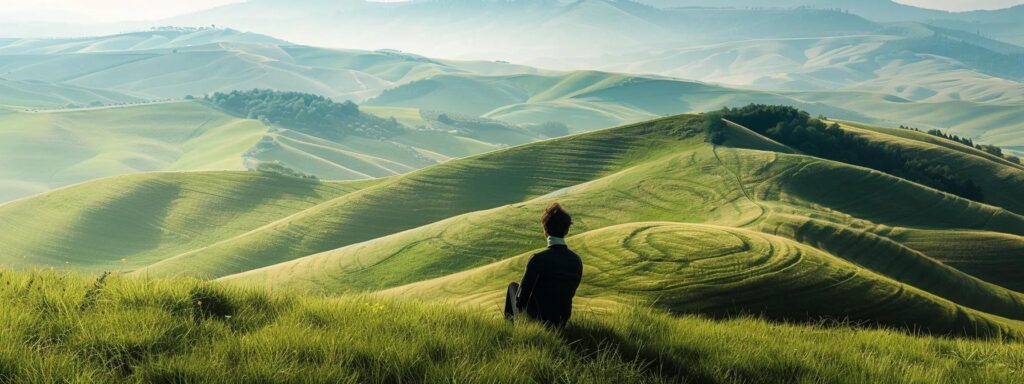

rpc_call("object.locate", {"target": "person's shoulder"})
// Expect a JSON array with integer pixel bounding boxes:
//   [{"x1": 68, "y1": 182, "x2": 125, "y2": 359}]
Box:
[
  {"x1": 532, "y1": 248, "x2": 556, "y2": 259},
  {"x1": 565, "y1": 248, "x2": 582, "y2": 263}
]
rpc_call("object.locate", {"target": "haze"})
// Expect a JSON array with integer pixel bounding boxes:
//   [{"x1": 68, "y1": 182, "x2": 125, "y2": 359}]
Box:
[{"x1": 1, "y1": 0, "x2": 1023, "y2": 23}]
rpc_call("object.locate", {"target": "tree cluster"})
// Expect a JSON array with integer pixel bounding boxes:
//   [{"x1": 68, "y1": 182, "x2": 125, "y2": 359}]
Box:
[
  {"x1": 205, "y1": 89, "x2": 404, "y2": 139},
  {"x1": 899, "y1": 125, "x2": 1021, "y2": 165},
  {"x1": 716, "y1": 104, "x2": 984, "y2": 202}
]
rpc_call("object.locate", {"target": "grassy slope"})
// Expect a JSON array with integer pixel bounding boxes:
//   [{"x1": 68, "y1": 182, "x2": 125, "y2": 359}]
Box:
[
  {"x1": 382, "y1": 222, "x2": 1024, "y2": 338},
  {"x1": 0, "y1": 101, "x2": 266, "y2": 202},
  {"x1": 0, "y1": 172, "x2": 379, "y2": 272},
  {"x1": 222, "y1": 139, "x2": 1024, "y2": 331},
  {"x1": 2, "y1": 270, "x2": 1022, "y2": 383},
  {"x1": 0, "y1": 99, "x2": 511, "y2": 202},
  {"x1": 835, "y1": 122, "x2": 1024, "y2": 216},
  {"x1": 791, "y1": 91, "x2": 1024, "y2": 148},
  {"x1": 0, "y1": 78, "x2": 141, "y2": 108},
  {"x1": 133, "y1": 116, "x2": 703, "y2": 278},
  {"x1": 5, "y1": 114, "x2": 1024, "y2": 338}
]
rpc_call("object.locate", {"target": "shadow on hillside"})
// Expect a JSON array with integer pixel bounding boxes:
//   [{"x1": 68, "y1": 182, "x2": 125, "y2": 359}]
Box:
[{"x1": 557, "y1": 318, "x2": 811, "y2": 383}]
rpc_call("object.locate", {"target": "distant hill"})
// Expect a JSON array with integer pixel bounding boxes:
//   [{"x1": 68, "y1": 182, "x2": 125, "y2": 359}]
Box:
[
  {"x1": 2, "y1": 29, "x2": 1023, "y2": 198},
  {"x1": 641, "y1": 1, "x2": 1024, "y2": 45},
  {"x1": 0, "y1": 98, "x2": 549, "y2": 202},
  {"x1": 166, "y1": 0, "x2": 881, "y2": 62},
  {"x1": 0, "y1": 27, "x2": 289, "y2": 55},
  {"x1": 0, "y1": 78, "x2": 141, "y2": 107},
  {"x1": 589, "y1": 26, "x2": 1024, "y2": 103}
]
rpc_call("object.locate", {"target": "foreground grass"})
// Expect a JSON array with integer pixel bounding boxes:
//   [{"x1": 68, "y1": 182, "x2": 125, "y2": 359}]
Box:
[{"x1": 1, "y1": 270, "x2": 1022, "y2": 383}]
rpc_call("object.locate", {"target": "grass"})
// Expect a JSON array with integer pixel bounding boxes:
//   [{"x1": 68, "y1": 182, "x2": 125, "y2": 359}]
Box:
[
  {"x1": 0, "y1": 172, "x2": 379, "y2": 272},
  {"x1": 2, "y1": 269, "x2": 1023, "y2": 383},
  {"x1": 832, "y1": 120, "x2": 1024, "y2": 215},
  {"x1": 131, "y1": 116, "x2": 706, "y2": 279},
  {"x1": 0, "y1": 101, "x2": 266, "y2": 202},
  {"x1": 3, "y1": 113, "x2": 1024, "y2": 340},
  {"x1": 0, "y1": 99, "x2": 557, "y2": 203},
  {"x1": 217, "y1": 124, "x2": 1024, "y2": 336}
]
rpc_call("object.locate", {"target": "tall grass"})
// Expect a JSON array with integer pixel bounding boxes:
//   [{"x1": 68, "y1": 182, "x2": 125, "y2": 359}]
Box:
[{"x1": 1, "y1": 270, "x2": 1021, "y2": 383}]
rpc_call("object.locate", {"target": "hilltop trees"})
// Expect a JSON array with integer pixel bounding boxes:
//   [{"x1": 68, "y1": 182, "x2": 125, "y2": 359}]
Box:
[
  {"x1": 898, "y1": 125, "x2": 1021, "y2": 165},
  {"x1": 205, "y1": 89, "x2": 403, "y2": 139},
  {"x1": 716, "y1": 104, "x2": 984, "y2": 202}
]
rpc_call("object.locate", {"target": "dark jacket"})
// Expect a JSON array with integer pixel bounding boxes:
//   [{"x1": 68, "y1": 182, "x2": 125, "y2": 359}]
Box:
[{"x1": 516, "y1": 244, "x2": 583, "y2": 327}]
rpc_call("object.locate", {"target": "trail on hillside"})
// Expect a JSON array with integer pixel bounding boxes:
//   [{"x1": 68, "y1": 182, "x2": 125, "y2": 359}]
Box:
[{"x1": 711, "y1": 145, "x2": 767, "y2": 227}]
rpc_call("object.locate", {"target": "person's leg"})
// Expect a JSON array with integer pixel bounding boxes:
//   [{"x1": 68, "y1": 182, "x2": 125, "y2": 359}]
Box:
[{"x1": 504, "y1": 282, "x2": 520, "y2": 321}]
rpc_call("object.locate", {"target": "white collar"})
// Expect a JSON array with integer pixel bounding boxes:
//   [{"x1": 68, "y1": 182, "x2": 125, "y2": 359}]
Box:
[{"x1": 547, "y1": 236, "x2": 567, "y2": 247}]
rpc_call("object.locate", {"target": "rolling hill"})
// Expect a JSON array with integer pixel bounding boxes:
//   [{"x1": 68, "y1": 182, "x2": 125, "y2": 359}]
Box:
[
  {"x1": 0, "y1": 98, "x2": 555, "y2": 202},
  {"x1": 0, "y1": 101, "x2": 266, "y2": 202},
  {"x1": 2, "y1": 28, "x2": 1021, "y2": 156},
  {"x1": 591, "y1": 28, "x2": 1024, "y2": 103},
  {"x1": 2, "y1": 111, "x2": 1022, "y2": 341},
  {"x1": 0, "y1": 27, "x2": 289, "y2": 55},
  {"x1": 159, "y1": 1, "x2": 1024, "y2": 105}
]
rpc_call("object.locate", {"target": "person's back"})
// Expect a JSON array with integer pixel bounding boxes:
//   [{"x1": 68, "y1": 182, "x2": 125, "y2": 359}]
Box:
[{"x1": 504, "y1": 203, "x2": 582, "y2": 327}]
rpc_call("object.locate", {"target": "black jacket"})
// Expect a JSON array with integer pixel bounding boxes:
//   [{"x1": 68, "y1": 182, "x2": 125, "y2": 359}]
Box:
[{"x1": 516, "y1": 244, "x2": 583, "y2": 327}]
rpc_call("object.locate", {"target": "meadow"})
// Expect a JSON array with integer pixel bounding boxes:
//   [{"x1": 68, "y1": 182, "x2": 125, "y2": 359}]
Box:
[
  {"x1": 2, "y1": 270, "x2": 1022, "y2": 383},
  {"x1": 1, "y1": 109, "x2": 1022, "y2": 382}
]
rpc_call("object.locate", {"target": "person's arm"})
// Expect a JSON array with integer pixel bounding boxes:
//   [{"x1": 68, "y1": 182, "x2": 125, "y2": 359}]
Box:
[{"x1": 516, "y1": 256, "x2": 541, "y2": 309}]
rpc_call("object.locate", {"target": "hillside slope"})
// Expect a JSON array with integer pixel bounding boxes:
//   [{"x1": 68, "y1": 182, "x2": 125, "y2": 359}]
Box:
[
  {"x1": 4, "y1": 112, "x2": 1023, "y2": 339},
  {"x1": 0, "y1": 101, "x2": 266, "y2": 202},
  {"x1": 0, "y1": 172, "x2": 378, "y2": 271}
]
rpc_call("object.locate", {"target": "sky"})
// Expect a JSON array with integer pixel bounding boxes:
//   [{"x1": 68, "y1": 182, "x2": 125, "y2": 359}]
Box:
[
  {"x1": 0, "y1": 0, "x2": 1022, "y2": 23},
  {"x1": 895, "y1": 0, "x2": 1024, "y2": 11}
]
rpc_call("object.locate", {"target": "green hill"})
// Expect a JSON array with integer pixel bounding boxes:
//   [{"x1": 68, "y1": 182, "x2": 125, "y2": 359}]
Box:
[
  {"x1": 0, "y1": 78, "x2": 141, "y2": 108},
  {"x1": 0, "y1": 27, "x2": 289, "y2": 55},
  {"x1": 382, "y1": 222, "x2": 1022, "y2": 338},
  {"x1": 0, "y1": 97, "x2": 551, "y2": 202},
  {"x1": 3, "y1": 29, "x2": 1021, "y2": 152},
  {"x1": 2, "y1": 111, "x2": 1023, "y2": 340},
  {"x1": 0, "y1": 101, "x2": 266, "y2": 202},
  {"x1": 0, "y1": 172, "x2": 378, "y2": 272}
]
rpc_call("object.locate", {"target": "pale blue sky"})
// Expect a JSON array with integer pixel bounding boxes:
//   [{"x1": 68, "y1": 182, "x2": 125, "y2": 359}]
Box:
[
  {"x1": 0, "y1": 0, "x2": 1021, "y2": 23},
  {"x1": 896, "y1": 0, "x2": 1024, "y2": 11}
]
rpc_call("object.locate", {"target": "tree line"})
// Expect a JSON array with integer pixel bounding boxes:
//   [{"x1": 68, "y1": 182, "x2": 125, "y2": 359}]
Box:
[
  {"x1": 899, "y1": 125, "x2": 1021, "y2": 165},
  {"x1": 707, "y1": 104, "x2": 985, "y2": 202},
  {"x1": 204, "y1": 89, "x2": 404, "y2": 139}
]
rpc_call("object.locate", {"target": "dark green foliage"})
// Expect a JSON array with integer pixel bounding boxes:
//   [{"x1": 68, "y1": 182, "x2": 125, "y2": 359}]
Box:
[
  {"x1": 977, "y1": 144, "x2": 1004, "y2": 158},
  {"x1": 721, "y1": 105, "x2": 984, "y2": 202},
  {"x1": 189, "y1": 285, "x2": 235, "y2": 322},
  {"x1": 205, "y1": 89, "x2": 404, "y2": 139},
  {"x1": 424, "y1": 110, "x2": 517, "y2": 133},
  {"x1": 701, "y1": 112, "x2": 727, "y2": 145},
  {"x1": 534, "y1": 121, "x2": 570, "y2": 138},
  {"x1": 254, "y1": 162, "x2": 318, "y2": 181},
  {"x1": 899, "y1": 125, "x2": 1020, "y2": 164},
  {"x1": 79, "y1": 271, "x2": 111, "y2": 311}
]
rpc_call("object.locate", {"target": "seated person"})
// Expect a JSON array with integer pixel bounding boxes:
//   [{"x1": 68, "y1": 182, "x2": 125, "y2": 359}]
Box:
[{"x1": 504, "y1": 202, "x2": 583, "y2": 327}]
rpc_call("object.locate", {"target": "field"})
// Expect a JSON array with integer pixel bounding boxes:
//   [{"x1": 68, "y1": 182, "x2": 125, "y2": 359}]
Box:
[{"x1": 2, "y1": 270, "x2": 1023, "y2": 383}]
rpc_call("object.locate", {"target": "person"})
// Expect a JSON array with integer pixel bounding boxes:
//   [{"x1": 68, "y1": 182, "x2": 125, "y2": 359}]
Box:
[{"x1": 504, "y1": 202, "x2": 583, "y2": 327}]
